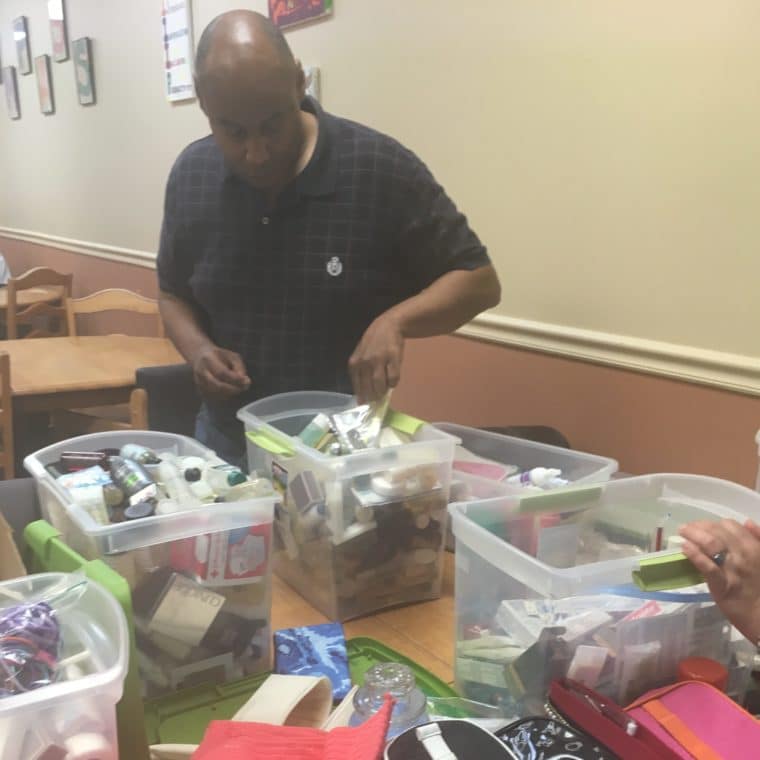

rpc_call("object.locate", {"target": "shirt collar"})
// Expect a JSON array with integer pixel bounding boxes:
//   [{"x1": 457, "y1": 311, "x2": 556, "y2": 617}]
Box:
[{"x1": 294, "y1": 96, "x2": 338, "y2": 198}]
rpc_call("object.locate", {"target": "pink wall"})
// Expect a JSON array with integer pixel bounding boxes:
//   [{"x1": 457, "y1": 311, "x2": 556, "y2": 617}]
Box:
[{"x1": 3, "y1": 235, "x2": 759, "y2": 488}]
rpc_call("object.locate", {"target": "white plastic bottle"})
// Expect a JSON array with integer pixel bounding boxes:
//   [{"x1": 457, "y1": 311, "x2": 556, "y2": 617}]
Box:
[
  {"x1": 202, "y1": 456, "x2": 248, "y2": 498},
  {"x1": 158, "y1": 458, "x2": 200, "y2": 508},
  {"x1": 506, "y1": 467, "x2": 568, "y2": 489}
]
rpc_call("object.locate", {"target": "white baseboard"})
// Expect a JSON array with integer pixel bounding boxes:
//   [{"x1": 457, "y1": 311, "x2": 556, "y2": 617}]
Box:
[
  {"x1": 0, "y1": 226, "x2": 156, "y2": 269},
  {"x1": 459, "y1": 313, "x2": 760, "y2": 396}
]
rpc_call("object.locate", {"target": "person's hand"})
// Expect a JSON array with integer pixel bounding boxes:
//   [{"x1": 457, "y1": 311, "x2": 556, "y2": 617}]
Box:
[
  {"x1": 679, "y1": 518, "x2": 760, "y2": 643},
  {"x1": 192, "y1": 344, "x2": 251, "y2": 400},
  {"x1": 348, "y1": 314, "x2": 405, "y2": 404}
]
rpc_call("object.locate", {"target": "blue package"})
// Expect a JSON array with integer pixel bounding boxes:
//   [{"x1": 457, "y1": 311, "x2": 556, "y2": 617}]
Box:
[{"x1": 274, "y1": 622, "x2": 351, "y2": 700}]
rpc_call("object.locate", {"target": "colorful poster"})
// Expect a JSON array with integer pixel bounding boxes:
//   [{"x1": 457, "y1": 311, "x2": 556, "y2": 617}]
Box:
[
  {"x1": 161, "y1": 0, "x2": 195, "y2": 102},
  {"x1": 268, "y1": 0, "x2": 333, "y2": 30}
]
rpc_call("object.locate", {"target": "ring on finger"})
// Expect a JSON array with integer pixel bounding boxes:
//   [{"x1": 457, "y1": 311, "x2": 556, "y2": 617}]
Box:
[{"x1": 711, "y1": 549, "x2": 728, "y2": 567}]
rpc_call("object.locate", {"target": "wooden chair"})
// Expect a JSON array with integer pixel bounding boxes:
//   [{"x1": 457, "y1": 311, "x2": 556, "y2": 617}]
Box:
[
  {"x1": 6, "y1": 267, "x2": 73, "y2": 339},
  {"x1": 66, "y1": 288, "x2": 164, "y2": 337},
  {"x1": 0, "y1": 353, "x2": 14, "y2": 479},
  {"x1": 53, "y1": 289, "x2": 163, "y2": 434}
]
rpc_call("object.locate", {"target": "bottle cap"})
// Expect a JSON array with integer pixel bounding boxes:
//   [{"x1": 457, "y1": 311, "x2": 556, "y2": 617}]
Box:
[
  {"x1": 124, "y1": 501, "x2": 156, "y2": 520},
  {"x1": 184, "y1": 467, "x2": 202, "y2": 482},
  {"x1": 677, "y1": 656, "x2": 728, "y2": 690}
]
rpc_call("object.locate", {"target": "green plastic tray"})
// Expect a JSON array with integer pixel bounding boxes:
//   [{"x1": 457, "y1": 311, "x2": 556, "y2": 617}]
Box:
[{"x1": 144, "y1": 636, "x2": 458, "y2": 745}]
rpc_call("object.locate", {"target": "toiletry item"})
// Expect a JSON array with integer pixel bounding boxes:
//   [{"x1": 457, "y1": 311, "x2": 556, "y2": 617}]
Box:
[
  {"x1": 506, "y1": 467, "x2": 568, "y2": 489},
  {"x1": 109, "y1": 456, "x2": 158, "y2": 506},
  {"x1": 119, "y1": 443, "x2": 161, "y2": 465}
]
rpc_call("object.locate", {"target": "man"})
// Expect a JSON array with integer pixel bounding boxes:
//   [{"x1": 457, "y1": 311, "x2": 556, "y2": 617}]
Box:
[{"x1": 157, "y1": 10, "x2": 501, "y2": 465}]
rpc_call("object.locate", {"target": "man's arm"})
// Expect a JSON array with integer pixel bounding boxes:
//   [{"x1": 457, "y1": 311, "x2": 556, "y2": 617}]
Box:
[
  {"x1": 349, "y1": 265, "x2": 500, "y2": 402},
  {"x1": 159, "y1": 290, "x2": 250, "y2": 399}
]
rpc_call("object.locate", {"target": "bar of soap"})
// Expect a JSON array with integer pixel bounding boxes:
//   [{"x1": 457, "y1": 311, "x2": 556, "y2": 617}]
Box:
[{"x1": 274, "y1": 622, "x2": 351, "y2": 699}]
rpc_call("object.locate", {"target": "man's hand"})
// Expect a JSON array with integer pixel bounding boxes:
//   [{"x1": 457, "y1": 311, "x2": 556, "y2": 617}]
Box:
[
  {"x1": 192, "y1": 344, "x2": 251, "y2": 399},
  {"x1": 349, "y1": 314, "x2": 405, "y2": 403},
  {"x1": 679, "y1": 518, "x2": 760, "y2": 643}
]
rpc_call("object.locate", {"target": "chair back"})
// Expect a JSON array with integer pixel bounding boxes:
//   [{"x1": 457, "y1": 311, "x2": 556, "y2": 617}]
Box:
[
  {"x1": 6, "y1": 266, "x2": 73, "y2": 339},
  {"x1": 66, "y1": 288, "x2": 164, "y2": 337},
  {"x1": 0, "y1": 352, "x2": 15, "y2": 478}
]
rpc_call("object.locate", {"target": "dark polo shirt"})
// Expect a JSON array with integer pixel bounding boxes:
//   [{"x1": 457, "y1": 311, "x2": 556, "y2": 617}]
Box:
[{"x1": 157, "y1": 97, "x2": 490, "y2": 424}]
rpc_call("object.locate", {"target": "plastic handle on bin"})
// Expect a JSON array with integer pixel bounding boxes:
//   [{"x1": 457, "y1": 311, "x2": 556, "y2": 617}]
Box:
[
  {"x1": 632, "y1": 552, "x2": 704, "y2": 592},
  {"x1": 246, "y1": 430, "x2": 295, "y2": 456}
]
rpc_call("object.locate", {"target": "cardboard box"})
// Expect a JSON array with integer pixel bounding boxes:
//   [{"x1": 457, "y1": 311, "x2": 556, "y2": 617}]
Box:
[{"x1": 0, "y1": 513, "x2": 27, "y2": 581}]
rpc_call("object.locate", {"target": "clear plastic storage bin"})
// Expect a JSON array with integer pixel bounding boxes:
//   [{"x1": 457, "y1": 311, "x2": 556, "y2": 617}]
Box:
[
  {"x1": 24, "y1": 432, "x2": 277, "y2": 698},
  {"x1": 450, "y1": 474, "x2": 759, "y2": 716},
  {"x1": 0, "y1": 573, "x2": 128, "y2": 760},
  {"x1": 238, "y1": 391, "x2": 458, "y2": 620},
  {"x1": 435, "y1": 422, "x2": 618, "y2": 499}
]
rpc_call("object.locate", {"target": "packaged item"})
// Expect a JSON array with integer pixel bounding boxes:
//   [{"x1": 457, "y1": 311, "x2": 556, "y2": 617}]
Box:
[
  {"x1": 110, "y1": 456, "x2": 158, "y2": 506},
  {"x1": 274, "y1": 622, "x2": 351, "y2": 700},
  {"x1": 330, "y1": 393, "x2": 391, "y2": 453},
  {"x1": 60, "y1": 451, "x2": 108, "y2": 471},
  {"x1": 119, "y1": 443, "x2": 161, "y2": 465}
]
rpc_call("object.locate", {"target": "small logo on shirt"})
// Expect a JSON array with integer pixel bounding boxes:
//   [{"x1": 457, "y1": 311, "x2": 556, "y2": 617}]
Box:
[{"x1": 326, "y1": 256, "x2": 343, "y2": 277}]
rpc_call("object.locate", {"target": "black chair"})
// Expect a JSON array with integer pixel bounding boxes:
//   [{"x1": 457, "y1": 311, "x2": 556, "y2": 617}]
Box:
[
  {"x1": 480, "y1": 425, "x2": 571, "y2": 449},
  {"x1": 135, "y1": 363, "x2": 201, "y2": 437}
]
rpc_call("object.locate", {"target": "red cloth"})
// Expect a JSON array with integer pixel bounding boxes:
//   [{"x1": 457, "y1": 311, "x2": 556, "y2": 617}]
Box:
[{"x1": 192, "y1": 696, "x2": 393, "y2": 760}]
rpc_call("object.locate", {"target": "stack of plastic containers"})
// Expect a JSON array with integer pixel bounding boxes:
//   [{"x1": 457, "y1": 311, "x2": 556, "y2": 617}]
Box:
[
  {"x1": 450, "y1": 474, "x2": 758, "y2": 716},
  {"x1": 25, "y1": 431, "x2": 277, "y2": 697},
  {"x1": 0, "y1": 572, "x2": 128, "y2": 760},
  {"x1": 238, "y1": 392, "x2": 458, "y2": 620}
]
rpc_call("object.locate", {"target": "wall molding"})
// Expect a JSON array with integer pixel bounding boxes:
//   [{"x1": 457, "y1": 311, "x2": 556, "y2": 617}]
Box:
[
  {"x1": 0, "y1": 226, "x2": 156, "y2": 269},
  {"x1": 459, "y1": 313, "x2": 760, "y2": 396},
  {"x1": 2, "y1": 227, "x2": 758, "y2": 395}
]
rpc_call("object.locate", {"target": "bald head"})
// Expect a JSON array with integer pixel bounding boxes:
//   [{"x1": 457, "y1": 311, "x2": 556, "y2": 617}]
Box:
[{"x1": 195, "y1": 10, "x2": 296, "y2": 86}]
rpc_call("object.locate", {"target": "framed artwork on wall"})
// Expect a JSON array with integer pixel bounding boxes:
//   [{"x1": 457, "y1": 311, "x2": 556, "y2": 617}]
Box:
[
  {"x1": 72, "y1": 37, "x2": 96, "y2": 106},
  {"x1": 48, "y1": 0, "x2": 69, "y2": 63},
  {"x1": 35, "y1": 55, "x2": 55, "y2": 115},
  {"x1": 3, "y1": 66, "x2": 20, "y2": 120},
  {"x1": 161, "y1": 0, "x2": 195, "y2": 102},
  {"x1": 268, "y1": 0, "x2": 333, "y2": 30},
  {"x1": 14, "y1": 16, "x2": 32, "y2": 75}
]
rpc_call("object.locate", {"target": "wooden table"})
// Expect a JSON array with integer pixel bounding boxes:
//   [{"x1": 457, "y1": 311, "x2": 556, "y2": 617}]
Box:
[
  {"x1": 271, "y1": 552, "x2": 456, "y2": 684},
  {"x1": 0, "y1": 335, "x2": 183, "y2": 413},
  {"x1": 0, "y1": 284, "x2": 63, "y2": 310}
]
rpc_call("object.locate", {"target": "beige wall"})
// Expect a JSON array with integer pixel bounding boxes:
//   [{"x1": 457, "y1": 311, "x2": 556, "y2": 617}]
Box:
[{"x1": 1, "y1": 1, "x2": 759, "y2": 359}]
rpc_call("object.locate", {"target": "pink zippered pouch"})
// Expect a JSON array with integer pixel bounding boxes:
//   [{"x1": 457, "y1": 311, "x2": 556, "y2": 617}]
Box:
[{"x1": 626, "y1": 680, "x2": 760, "y2": 759}]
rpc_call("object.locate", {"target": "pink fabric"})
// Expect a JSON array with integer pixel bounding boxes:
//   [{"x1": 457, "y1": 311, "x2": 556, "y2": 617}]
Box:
[
  {"x1": 192, "y1": 696, "x2": 393, "y2": 760},
  {"x1": 627, "y1": 681, "x2": 760, "y2": 760}
]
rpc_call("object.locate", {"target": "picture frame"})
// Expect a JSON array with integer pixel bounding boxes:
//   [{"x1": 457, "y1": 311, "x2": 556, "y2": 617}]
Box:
[
  {"x1": 3, "y1": 66, "x2": 20, "y2": 120},
  {"x1": 48, "y1": 0, "x2": 69, "y2": 63},
  {"x1": 14, "y1": 16, "x2": 31, "y2": 75},
  {"x1": 35, "y1": 54, "x2": 55, "y2": 115},
  {"x1": 72, "y1": 37, "x2": 96, "y2": 106},
  {"x1": 268, "y1": 0, "x2": 333, "y2": 30}
]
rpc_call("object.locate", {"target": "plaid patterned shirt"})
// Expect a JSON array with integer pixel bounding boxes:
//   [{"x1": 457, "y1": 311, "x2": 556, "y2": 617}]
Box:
[{"x1": 157, "y1": 97, "x2": 490, "y2": 422}]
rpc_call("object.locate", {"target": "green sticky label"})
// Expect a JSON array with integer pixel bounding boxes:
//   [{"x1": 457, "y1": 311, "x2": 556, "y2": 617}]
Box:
[{"x1": 386, "y1": 410, "x2": 426, "y2": 436}]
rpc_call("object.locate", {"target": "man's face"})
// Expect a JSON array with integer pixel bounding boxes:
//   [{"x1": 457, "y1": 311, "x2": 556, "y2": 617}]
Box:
[{"x1": 199, "y1": 64, "x2": 305, "y2": 190}]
